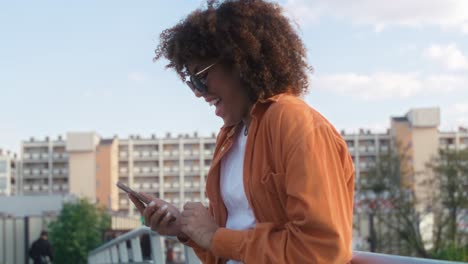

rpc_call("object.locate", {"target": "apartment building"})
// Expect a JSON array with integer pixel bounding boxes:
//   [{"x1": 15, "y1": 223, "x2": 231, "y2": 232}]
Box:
[
  {"x1": 117, "y1": 133, "x2": 216, "y2": 215},
  {"x1": 342, "y1": 131, "x2": 392, "y2": 184},
  {"x1": 439, "y1": 127, "x2": 468, "y2": 150},
  {"x1": 0, "y1": 149, "x2": 18, "y2": 196},
  {"x1": 19, "y1": 135, "x2": 69, "y2": 195},
  {"x1": 18, "y1": 132, "x2": 217, "y2": 215},
  {"x1": 13, "y1": 107, "x2": 467, "y2": 216}
]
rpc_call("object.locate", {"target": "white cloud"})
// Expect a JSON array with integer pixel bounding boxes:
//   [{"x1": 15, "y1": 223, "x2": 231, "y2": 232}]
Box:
[
  {"x1": 440, "y1": 102, "x2": 468, "y2": 130},
  {"x1": 284, "y1": 0, "x2": 468, "y2": 34},
  {"x1": 447, "y1": 102, "x2": 468, "y2": 115},
  {"x1": 312, "y1": 72, "x2": 467, "y2": 100},
  {"x1": 128, "y1": 72, "x2": 147, "y2": 83},
  {"x1": 455, "y1": 117, "x2": 468, "y2": 126},
  {"x1": 423, "y1": 44, "x2": 468, "y2": 71}
]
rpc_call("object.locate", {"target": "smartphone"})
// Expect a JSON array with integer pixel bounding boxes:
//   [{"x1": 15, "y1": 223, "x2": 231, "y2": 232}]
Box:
[
  {"x1": 116, "y1": 181, "x2": 176, "y2": 222},
  {"x1": 116, "y1": 181, "x2": 151, "y2": 205}
]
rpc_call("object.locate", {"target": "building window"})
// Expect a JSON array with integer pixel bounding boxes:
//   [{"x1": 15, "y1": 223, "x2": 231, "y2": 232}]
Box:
[
  {"x1": 0, "y1": 161, "x2": 6, "y2": 173},
  {"x1": 0, "y1": 178, "x2": 7, "y2": 189}
]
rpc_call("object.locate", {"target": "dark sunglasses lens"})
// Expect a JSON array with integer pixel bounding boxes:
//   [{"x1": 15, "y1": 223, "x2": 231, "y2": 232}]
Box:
[{"x1": 190, "y1": 76, "x2": 207, "y2": 94}]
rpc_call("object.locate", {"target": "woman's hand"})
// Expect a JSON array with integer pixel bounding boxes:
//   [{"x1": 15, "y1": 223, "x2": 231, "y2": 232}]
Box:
[
  {"x1": 129, "y1": 193, "x2": 183, "y2": 237},
  {"x1": 180, "y1": 202, "x2": 219, "y2": 249}
]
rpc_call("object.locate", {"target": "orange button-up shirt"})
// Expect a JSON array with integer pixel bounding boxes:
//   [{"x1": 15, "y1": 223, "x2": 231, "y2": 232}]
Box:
[{"x1": 187, "y1": 93, "x2": 354, "y2": 264}]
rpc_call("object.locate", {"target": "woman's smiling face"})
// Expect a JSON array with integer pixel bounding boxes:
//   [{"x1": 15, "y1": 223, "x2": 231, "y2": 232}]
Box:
[{"x1": 187, "y1": 61, "x2": 252, "y2": 126}]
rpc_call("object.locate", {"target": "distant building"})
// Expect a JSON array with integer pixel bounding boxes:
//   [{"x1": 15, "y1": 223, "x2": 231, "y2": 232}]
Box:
[
  {"x1": 12, "y1": 107, "x2": 467, "y2": 217},
  {"x1": 18, "y1": 132, "x2": 216, "y2": 215},
  {"x1": 0, "y1": 149, "x2": 18, "y2": 196}
]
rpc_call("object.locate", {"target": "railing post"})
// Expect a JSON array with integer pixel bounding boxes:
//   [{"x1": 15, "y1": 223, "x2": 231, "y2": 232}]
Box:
[
  {"x1": 105, "y1": 249, "x2": 112, "y2": 263},
  {"x1": 130, "y1": 237, "x2": 143, "y2": 262},
  {"x1": 110, "y1": 246, "x2": 119, "y2": 263},
  {"x1": 149, "y1": 233, "x2": 165, "y2": 264},
  {"x1": 118, "y1": 242, "x2": 129, "y2": 262}
]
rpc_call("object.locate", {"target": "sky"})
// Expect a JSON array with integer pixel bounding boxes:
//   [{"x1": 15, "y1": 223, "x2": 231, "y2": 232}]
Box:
[{"x1": 1, "y1": 0, "x2": 467, "y2": 154}]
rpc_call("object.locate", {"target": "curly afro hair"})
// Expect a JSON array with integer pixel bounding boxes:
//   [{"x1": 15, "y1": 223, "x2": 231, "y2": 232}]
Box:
[{"x1": 154, "y1": 0, "x2": 312, "y2": 102}]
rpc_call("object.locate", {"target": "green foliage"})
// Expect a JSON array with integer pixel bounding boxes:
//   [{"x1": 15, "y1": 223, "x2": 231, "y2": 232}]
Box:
[
  {"x1": 361, "y1": 144, "x2": 468, "y2": 260},
  {"x1": 428, "y1": 148, "x2": 468, "y2": 259},
  {"x1": 48, "y1": 198, "x2": 111, "y2": 264},
  {"x1": 430, "y1": 243, "x2": 468, "y2": 262}
]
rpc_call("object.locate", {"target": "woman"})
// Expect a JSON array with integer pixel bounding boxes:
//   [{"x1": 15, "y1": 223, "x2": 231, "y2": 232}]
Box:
[{"x1": 129, "y1": 0, "x2": 355, "y2": 263}]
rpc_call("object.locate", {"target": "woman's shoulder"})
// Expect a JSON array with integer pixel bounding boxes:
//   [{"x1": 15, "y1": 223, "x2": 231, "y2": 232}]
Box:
[{"x1": 264, "y1": 94, "x2": 330, "y2": 129}]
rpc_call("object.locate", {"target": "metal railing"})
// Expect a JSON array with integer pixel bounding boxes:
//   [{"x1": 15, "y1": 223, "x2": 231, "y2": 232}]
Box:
[
  {"x1": 351, "y1": 251, "x2": 465, "y2": 264},
  {"x1": 89, "y1": 227, "x2": 466, "y2": 264},
  {"x1": 88, "y1": 226, "x2": 200, "y2": 264}
]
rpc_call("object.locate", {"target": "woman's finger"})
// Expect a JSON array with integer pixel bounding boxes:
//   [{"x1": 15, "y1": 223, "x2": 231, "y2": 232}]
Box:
[
  {"x1": 180, "y1": 216, "x2": 190, "y2": 226},
  {"x1": 181, "y1": 210, "x2": 194, "y2": 217},
  {"x1": 150, "y1": 204, "x2": 169, "y2": 227},
  {"x1": 183, "y1": 202, "x2": 197, "y2": 210},
  {"x1": 159, "y1": 211, "x2": 173, "y2": 227},
  {"x1": 143, "y1": 202, "x2": 159, "y2": 226}
]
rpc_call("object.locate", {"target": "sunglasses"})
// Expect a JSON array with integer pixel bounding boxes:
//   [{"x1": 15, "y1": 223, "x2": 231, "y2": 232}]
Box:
[{"x1": 187, "y1": 63, "x2": 216, "y2": 94}]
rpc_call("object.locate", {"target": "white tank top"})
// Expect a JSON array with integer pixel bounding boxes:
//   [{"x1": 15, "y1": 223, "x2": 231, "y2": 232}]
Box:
[{"x1": 220, "y1": 124, "x2": 256, "y2": 264}]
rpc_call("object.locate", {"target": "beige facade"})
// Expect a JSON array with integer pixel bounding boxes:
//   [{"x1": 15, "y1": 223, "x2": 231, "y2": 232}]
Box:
[
  {"x1": 66, "y1": 132, "x2": 100, "y2": 201},
  {"x1": 389, "y1": 108, "x2": 441, "y2": 211},
  {"x1": 96, "y1": 138, "x2": 119, "y2": 211}
]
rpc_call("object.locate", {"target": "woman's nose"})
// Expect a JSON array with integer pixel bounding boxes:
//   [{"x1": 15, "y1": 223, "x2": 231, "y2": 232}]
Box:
[{"x1": 193, "y1": 89, "x2": 204, "y2": 98}]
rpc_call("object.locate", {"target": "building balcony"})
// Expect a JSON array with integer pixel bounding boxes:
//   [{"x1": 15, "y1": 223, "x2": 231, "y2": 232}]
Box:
[
  {"x1": 53, "y1": 153, "x2": 68, "y2": 160},
  {"x1": 134, "y1": 171, "x2": 159, "y2": 178},
  {"x1": 380, "y1": 146, "x2": 389, "y2": 153},
  {"x1": 184, "y1": 166, "x2": 200, "y2": 172},
  {"x1": 133, "y1": 153, "x2": 159, "y2": 161},
  {"x1": 204, "y1": 150, "x2": 214, "y2": 156}
]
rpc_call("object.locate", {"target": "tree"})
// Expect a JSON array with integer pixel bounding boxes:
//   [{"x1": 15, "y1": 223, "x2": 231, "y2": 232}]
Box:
[
  {"x1": 359, "y1": 145, "x2": 468, "y2": 261},
  {"x1": 49, "y1": 198, "x2": 111, "y2": 264},
  {"x1": 359, "y1": 143, "x2": 429, "y2": 257},
  {"x1": 427, "y1": 148, "x2": 468, "y2": 261}
]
